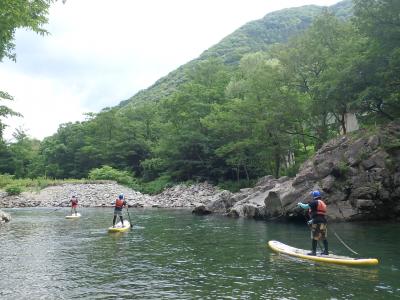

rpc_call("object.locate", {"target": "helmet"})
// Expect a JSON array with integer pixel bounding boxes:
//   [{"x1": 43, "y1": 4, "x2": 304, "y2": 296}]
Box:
[
  {"x1": 118, "y1": 194, "x2": 124, "y2": 199},
  {"x1": 311, "y1": 190, "x2": 321, "y2": 199}
]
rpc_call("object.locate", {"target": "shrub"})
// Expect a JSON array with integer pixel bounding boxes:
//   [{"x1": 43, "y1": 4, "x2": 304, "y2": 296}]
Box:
[
  {"x1": 137, "y1": 175, "x2": 173, "y2": 195},
  {"x1": 217, "y1": 179, "x2": 256, "y2": 193},
  {"x1": 0, "y1": 174, "x2": 14, "y2": 189},
  {"x1": 88, "y1": 165, "x2": 134, "y2": 186},
  {"x1": 141, "y1": 158, "x2": 167, "y2": 181},
  {"x1": 337, "y1": 161, "x2": 350, "y2": 177},
  {"x1": 5, "y1": 185, "x2": 23, "y2": 195}
]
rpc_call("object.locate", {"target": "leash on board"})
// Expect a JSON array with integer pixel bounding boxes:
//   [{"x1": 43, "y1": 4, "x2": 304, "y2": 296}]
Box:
[{"x1": 331, "y1": 229, "x2": 359, "y2": 255}]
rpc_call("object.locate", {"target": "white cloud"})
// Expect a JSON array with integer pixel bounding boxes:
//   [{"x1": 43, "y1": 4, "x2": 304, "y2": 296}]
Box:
[{"x1": 0, "y1": 0, "x2": 341, "y2": 141}]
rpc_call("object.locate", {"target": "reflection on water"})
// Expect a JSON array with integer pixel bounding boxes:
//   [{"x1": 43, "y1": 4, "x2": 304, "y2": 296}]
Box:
[{"x1": 0, "y1": 208, "x2": 399, "y2": 299}]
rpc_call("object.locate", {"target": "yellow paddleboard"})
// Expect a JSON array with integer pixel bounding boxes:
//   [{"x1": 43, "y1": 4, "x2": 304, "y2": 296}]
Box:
[
  {"x1": 108, "y1": 221, "x2": 131, "y2": 233},
  {"x1": 268, "y1": 240, "x2": 379, "y2": 266},
  {"x1": 65, "y1": 213, "x2": 81, "y2": 219}
]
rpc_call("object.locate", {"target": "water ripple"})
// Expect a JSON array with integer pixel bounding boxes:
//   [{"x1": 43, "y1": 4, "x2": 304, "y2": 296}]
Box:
[{"x1": 0, "y1": 208, "x2": 399, "y2": 299}]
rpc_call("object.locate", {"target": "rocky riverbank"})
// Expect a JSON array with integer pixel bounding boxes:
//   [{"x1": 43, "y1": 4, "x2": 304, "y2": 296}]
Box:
[
  {"x1": 1, "y1": 122, "x2": 399, "y2": 223},
  {"x1": 0, "y1": 181, "x2": 227, "y2": 209},
  {"x1": 194, "y1": 122, "x2": 400, "y2": 222}
]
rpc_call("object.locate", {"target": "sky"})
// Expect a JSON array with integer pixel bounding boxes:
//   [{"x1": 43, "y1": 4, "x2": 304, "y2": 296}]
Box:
[{"x1": 0, "y1": 0, "x2": 341, "y2": 141}]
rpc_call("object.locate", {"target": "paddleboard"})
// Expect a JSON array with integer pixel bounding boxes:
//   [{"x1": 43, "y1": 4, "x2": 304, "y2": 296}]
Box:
[
  {"x1": 108, "y1": 221, "x2": 131, "y2": 233},
  {"x1": 268, "y1": 240, "x2": 379, "y2": 266},
  {"x1": 65, "y1": 213, "x2": 81, "y2": 219}
]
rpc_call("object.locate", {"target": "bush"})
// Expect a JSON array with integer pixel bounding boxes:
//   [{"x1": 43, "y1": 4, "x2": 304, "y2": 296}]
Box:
[
  {"x1": 0, "y1": 174, "x2": 14, "y2": 189},
  {"x1": 88, "y1": 165, "x2": 135, "y2": 186},
  {"x1": 217, "y1": 179, "x2": 256, "y2": 193},
  {"x1": 141, "y1": 158, "x2": 167, "y2": 181},
  {"x1": 137, "y1": 175, "x2": 173, "y2": 195},
  {"x1": 5, "y1": 185, "x2": 23, "y2": 195}
]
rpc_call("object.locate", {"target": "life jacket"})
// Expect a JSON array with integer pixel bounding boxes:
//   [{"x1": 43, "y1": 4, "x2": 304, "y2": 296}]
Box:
[
  {"x1": 71, "y1": 199, "x2": 78, "y2": 206},
  {"x1": 115, "y1": 198, "x2": 124, "y2": 209},
  {"x1": 308, "y1": 199, "x2": 327, "y2": 217}
]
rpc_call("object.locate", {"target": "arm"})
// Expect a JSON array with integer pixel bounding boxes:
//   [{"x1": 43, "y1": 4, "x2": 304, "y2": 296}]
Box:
[{"x1": 297, "y1": 202, "x2": 310, "y2": 210}]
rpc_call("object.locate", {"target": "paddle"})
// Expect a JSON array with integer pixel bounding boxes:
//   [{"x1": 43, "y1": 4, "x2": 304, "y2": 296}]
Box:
[
  {"x1": 126, "y1": 206, "x2": 133, "y2": 228},
  {"x1": 330, "y1": 226, "x2": 359, "y2": 255},
  {"x1": 329, "y1": 204, "x2": 360, "y2": 255},
  {"x1": 48, "y1": 206, "x2": 63, "y2": 213}
]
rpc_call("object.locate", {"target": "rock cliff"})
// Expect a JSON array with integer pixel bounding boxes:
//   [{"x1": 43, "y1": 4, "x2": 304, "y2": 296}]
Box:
[{"x1": 195, "y1": 122, "x2": 400, "y2": 221}]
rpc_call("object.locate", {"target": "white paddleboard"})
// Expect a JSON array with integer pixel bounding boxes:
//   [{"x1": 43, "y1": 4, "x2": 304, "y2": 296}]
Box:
[
  {"x1": 268, "y1": 240, "x2": 378, "y2": 266},
  {"x1": 65, "y1": 213, "x2": 81, "y2": 219}
]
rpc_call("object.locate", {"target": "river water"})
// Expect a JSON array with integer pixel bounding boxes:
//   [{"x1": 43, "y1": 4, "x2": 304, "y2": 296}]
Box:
[{"x1": 0, "y1": 208, "x2": 399, "y2": 299}]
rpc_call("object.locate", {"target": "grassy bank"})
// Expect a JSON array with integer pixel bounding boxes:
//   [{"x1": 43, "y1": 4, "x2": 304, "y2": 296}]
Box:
[{"x1": 0, "y1": 174, "x2": 113, "y2": 196}]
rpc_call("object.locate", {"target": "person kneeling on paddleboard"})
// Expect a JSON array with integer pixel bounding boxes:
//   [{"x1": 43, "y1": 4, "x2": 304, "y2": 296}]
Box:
[
  {"x1": 112, "y1": 194, "x2": 127, "y2": 227},
  {"x1": 297, "y1": 190, "x2": 329, "y2": 256},
  {"x1": 70, "y1": 195, "x2": 78, "y2": 216}
]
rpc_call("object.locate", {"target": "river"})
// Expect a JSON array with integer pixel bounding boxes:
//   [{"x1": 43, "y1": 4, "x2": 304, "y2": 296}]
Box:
[{"x1": 0, "y1": 208, "x2": 399, "y2": 299}]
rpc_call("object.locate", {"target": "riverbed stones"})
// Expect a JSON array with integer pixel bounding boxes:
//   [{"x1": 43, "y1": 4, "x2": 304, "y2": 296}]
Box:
[{"x1": 0, "y1": 181, "x2": 227, "y2": 210}]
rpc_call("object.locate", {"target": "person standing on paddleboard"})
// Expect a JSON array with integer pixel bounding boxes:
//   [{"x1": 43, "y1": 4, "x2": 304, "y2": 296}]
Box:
[
  {"x1": 69, "y1": 195, "x2": 78, "y2": 216},
  {"x1": 112, "y1": 194, "x2": 127, "y2": 227},
  {"x1": 297, "y1": 190, "x2": 329, "y2": 256}
]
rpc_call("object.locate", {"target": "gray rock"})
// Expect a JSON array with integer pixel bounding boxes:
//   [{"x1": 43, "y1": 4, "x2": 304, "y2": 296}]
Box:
[
  {"x1": 0, "y1": 210, "x2": 11, "y2": 224},
  {"x1": 321, "y1": 175, "x2": 336, "y2": 192},
  {"x1": 356, "y1": 199, "x2": 375, "y2": 209},
  {"x1": 192, "y1": 205, "x2": 212, "y2": 215}
]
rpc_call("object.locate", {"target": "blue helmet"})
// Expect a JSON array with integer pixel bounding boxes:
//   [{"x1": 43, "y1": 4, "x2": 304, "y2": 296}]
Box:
[
  {"x1": 311, "y1": 190, "x2": 321, "y2": 199},
  {"x1": 118, "y1": 194, "x2": 124, "y2": 199}
]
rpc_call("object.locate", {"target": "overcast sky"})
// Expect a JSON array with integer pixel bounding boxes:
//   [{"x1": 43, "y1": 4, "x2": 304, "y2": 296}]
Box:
[{"x1": 0, "y1": 0, "x2": 341, "y2": 141}]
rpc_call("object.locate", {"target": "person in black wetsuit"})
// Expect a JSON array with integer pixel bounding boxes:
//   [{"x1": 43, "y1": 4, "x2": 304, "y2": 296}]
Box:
[{"x1": 297, "y1": 190, "x2": 329, "y2": 256}]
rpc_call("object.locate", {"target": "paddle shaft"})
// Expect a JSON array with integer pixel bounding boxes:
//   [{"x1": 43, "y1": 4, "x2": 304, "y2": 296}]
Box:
[
  {"x1": 331, "y1": 203, "x2": 360, "y2": 255},
  {"x1": 126, "y1": 207, "x2": 133, "y2": 228},
  {"x1": 48, "y1": 207, "x2": 62, "y2": 213},
  {"x1": 331, "y1": 227, "x2": 359, "y2": 255}
]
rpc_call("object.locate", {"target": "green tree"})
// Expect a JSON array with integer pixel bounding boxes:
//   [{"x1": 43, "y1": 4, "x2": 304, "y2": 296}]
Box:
[
  {"x1": 156, "y1": 58, "x2": 231, "y2": 181},
  {"x1": 9, "y1": 129, "x2": 40, "y2": 178},
  {"x1": 204, "y1": 53, "x2": 304, "y2": 178},
  {"x1": 0, "y1": 0, "x2": 54, "y2": 62},
  {"x1": 0, "y1": 0, "x2": 56, "y2": 141},
  {"x1": 0, "y1": 91, "x2": 21, "y2": 140},
  {"x1": 275, "y1": 13, "x2": 360, "y2": 146},
  {"x1": 352, "y1": 0, "x2": 400, "y2": 122}
]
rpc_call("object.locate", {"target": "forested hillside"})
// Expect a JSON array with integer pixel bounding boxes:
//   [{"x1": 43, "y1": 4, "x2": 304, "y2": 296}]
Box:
[
  {"x1": 120, "y1": 0, "x2": 352, "y2": 106},
  {"x1": 1, "y1": 0, "x2": 399, "y2": 195}
]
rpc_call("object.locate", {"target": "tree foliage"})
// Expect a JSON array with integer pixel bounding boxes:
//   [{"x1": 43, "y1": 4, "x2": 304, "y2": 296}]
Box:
[
  {"x1": 0, "y1": 0, "x2": 55, "y2": 141},
  {"x1": 0, "y1": 0, "x2": 54, "y2": 62}
]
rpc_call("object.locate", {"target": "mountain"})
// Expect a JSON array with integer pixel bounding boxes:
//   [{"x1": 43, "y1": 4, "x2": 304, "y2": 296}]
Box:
[{"x1": 118, "y1": 0, "x2": 353, "y2": 108}]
